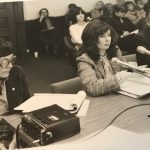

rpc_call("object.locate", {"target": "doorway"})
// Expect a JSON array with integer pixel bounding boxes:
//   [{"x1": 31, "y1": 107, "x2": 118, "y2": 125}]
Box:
[{"x1": 0, "y1": 2, "x2": 26, "y2": 56}]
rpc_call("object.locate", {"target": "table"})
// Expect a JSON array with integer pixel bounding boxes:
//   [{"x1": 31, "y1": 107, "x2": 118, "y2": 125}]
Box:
[{"x1": 2, "y1": 93, "x2": 150, "y2": 147}]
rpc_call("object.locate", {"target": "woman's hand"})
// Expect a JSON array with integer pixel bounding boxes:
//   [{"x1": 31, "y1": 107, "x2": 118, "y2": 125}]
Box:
[{"x1": 39, "y1": 15, "x2": 44, "y2": 22}]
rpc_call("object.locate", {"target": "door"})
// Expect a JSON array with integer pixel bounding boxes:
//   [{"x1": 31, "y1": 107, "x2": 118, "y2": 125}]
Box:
[
  {"x1": 0, "y1": 2, "x2": 16, "y2": 46},
  {"x1": 0, "y1": 2, "x2": 26, "y2": 56}
]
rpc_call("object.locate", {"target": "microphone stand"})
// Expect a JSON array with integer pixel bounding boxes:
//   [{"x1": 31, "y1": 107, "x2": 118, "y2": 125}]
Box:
[{"x1": 112, "y1": 58, "x2": 150, "y2": 78}]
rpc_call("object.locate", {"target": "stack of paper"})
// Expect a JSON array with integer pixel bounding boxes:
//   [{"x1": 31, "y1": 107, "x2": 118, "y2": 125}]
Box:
[{"x1": 117, "y1": 73, "x2": 150, "y2": 98}]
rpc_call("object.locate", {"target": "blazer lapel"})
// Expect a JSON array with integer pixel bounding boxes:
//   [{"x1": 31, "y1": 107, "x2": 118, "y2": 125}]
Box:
[{"x1": 96, "y1": 61, "x2": 105, "y2": 78}]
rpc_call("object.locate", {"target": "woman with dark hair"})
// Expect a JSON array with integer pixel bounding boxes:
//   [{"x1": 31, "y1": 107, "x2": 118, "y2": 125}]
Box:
[
  {"x1": 69, "y1": 7, "x2": 88, "y2": 50},
  {"x1": 76, "y1": 20, "x2": 131, "y2": 96}
]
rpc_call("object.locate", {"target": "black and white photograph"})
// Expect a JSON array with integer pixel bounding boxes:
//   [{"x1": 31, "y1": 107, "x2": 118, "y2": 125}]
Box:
[{"x1": 0, "y1": 0, "x2": 150, "y2": 149}]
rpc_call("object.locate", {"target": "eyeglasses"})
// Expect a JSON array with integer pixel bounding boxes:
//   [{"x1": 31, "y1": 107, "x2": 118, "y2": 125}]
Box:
[{"x1": 0, "y1": 55, "x2": 16, "y2": 69}]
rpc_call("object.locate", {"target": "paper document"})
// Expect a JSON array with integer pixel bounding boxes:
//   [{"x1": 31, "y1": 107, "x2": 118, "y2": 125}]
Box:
[
  {"x1": 14, "y1": 91, "x2": 89, "y2": 116},
  {"x1": 117, "y1": 73, "x2": 150, "y2": 98}
]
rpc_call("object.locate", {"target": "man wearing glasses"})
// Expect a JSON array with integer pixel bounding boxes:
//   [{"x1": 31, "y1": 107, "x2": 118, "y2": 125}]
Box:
[{"x1": 0, "y1": 38, "x2": 31, "y2": 149}]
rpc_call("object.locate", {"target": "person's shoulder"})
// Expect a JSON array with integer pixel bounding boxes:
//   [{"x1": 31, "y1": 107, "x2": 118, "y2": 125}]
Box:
[
  {"x1": 70, "y1": 23, "x2": 79, "y2": 28},
  {"x1": 10, "y1": 65, "x2": 25, "y2": 76},
  {"x1": 12, "y1": 65, "x2": 23, "y2": 70},
  {"x1": 76, "y1": 53, "x2": 95, "y2": 65},
  {"x1": 77, "y1": 53, "x2": 89, "y2": 60}
]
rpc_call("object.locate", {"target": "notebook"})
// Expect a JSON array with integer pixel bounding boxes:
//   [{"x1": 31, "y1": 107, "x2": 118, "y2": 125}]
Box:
[{"x1": 14, "y1": 91, "x2": 87, "y2": 113}]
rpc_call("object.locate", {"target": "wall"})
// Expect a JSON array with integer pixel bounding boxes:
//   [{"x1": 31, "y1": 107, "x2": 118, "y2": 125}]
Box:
[{"x1": 23, "y1": 0, "x2": 117, "y2": 20}]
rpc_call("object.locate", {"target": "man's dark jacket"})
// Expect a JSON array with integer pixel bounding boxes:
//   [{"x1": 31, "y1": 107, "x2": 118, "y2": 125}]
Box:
[{"x1": 5, "y1": 65, "x2": 31, "y2": 112}]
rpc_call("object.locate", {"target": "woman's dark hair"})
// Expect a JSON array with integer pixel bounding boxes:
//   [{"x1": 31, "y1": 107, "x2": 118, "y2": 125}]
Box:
[
  {"x1": 68, "y1": 3, "x2": 77, "y2": 9},
  {"x1": 68, "y1": 7, "x2": 87, "y2": 24},
  {"x1": 81, "y1": 20, "x2": 119, "y2": 62},
  {"x1": 39, "y1": 8, "x2": 49, "y2": 16}
]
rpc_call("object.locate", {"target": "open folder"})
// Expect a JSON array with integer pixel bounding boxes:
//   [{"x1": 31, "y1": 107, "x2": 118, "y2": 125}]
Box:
[
  {"x1": 117, "y1": 73, "x2": 150, "y2": 98},
  {"x1": 14, "y1": 91, "x2": 87, "y2": 114}
]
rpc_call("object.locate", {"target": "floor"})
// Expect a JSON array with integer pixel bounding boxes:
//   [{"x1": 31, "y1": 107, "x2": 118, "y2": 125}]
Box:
[{"x1": 16, "y1": 53, "x2": 76, "y2": 95}]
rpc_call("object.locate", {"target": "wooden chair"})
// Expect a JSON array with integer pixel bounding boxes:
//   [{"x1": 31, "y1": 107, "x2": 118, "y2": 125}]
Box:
[
  {"x1": 64, "y1": 36, "x2": 77, "y2": 68},
  {"x1": 50, "y1": 77, "x2": 82, "y2": 94}
]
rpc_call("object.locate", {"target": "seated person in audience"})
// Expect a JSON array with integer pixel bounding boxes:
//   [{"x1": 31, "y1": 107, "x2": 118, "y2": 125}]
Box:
[
  {"x1": 76, "y1": 20, "x2": 132, "y2": 96},
  {"x1": 135, "y1": 10, "x2": 150, "y2": 67},
  {"x1": 137, "y1": 0, "x2": 150, "y2": 29},
  {"x1": 134, "y1": 0, "x2": 146, "y2": 18},
  {"x1": 137, "y1": 3, "x2": 148, "y2": 30},
  {"x1": 65, "y1": 3, "x2": 78, "y2": 28},
  {"x1": 37, "y1": 8, "x2": 59, "y2": 55},
  {"x1": 101, "y1": 3, "x2": 114, "y2": 24},
  {"x1": 110, "y1": 4, "x2": 135, "y2": 38},
  {"x1": 90, "y1": 1, "x2": 104, "y2": 20},
  {"x1": 0, "y1": 39, "x2": 30, "y2": 149},
  {"x1": 110, "y1": 4, "x2": 136, "y2": 53},
  {"x1": 69, "y1": 7, "x2": 88, "y2": 50},
  {"x1": 124, "y1": 1, "x2": 143, "y2": 26}
]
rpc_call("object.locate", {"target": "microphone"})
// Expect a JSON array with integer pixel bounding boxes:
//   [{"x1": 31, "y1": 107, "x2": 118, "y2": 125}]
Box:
[
  {"x1": 112, "y1": 57, "x2": 150, "y2": 78},
  {"x1": 137, "y1": 46, "x2": 150, "y2": 56}
]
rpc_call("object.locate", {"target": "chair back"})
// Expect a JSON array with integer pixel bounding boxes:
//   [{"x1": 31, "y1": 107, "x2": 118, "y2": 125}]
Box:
[
  {"x1": 64, "y1": 36, "x2": 76, "y2": 52},
  {"x1": 64, "y1": 36, "x2": 78, "y2": 68},
  {"x1": 50, "y1": 77, "x2": 82, "y2": 94}
]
